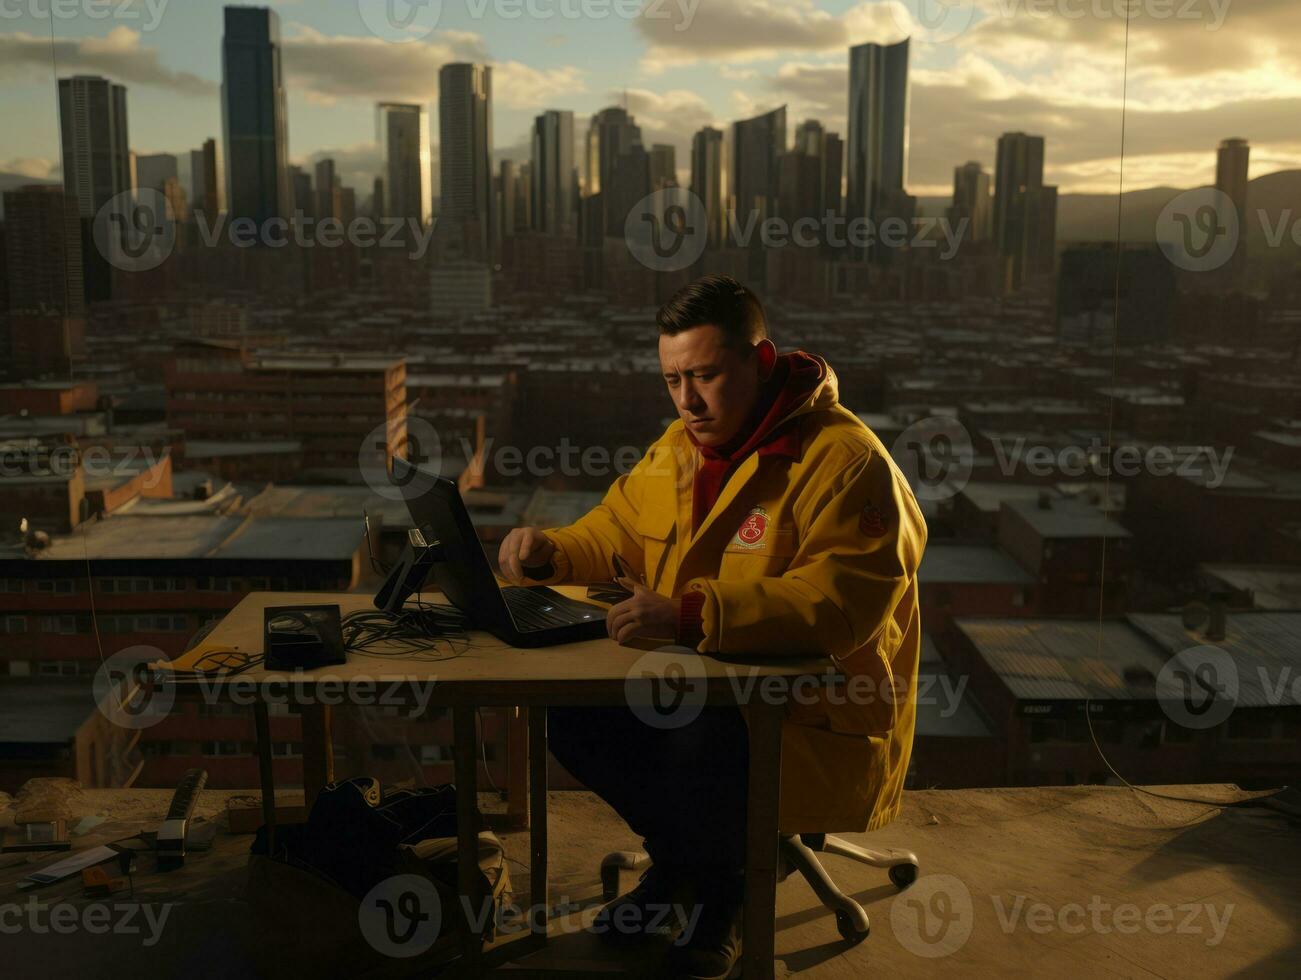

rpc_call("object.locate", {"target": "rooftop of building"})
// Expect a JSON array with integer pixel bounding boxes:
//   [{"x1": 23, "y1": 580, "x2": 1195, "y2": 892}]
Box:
[
  {"x1": 1001, "y1": 496, "x2": 1131, "y2": 540},
  {"x1": 918, "y1": 545, "x2": 1034, "y2": 585},
  {"x1": 1200, "y1": 564, "x2": 1301, "y2": 610}
]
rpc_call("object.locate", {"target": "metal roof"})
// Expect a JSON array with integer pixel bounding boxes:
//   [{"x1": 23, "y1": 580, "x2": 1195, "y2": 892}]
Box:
[{"x1": 920, "y1": 546, "x2": 1034, "y2": 585}]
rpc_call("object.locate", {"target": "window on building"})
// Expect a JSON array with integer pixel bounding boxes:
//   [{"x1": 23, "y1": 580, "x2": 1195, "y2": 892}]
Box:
[{"x1": 2, "y1": 615, "x2": 27, "y2": 634}]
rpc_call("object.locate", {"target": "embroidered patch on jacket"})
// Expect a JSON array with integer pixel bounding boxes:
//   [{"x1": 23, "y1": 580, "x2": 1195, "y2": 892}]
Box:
[
  {"x1": 859, "y1": 502, "x2": 887, "y2": 537},
  {"x1": 732, "y1": 506, "x2": 770, "y2": 549}
]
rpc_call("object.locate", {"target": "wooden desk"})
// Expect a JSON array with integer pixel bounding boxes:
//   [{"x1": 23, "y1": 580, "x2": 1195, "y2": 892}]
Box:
[{"x1": 156, "y1": 590, "x2": 831, "y2": 978}]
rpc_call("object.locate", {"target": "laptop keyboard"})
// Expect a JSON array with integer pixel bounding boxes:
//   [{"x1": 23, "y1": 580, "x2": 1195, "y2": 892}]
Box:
[{"x1": 501, "y1": 587, "x2": 603, "y2": 632}]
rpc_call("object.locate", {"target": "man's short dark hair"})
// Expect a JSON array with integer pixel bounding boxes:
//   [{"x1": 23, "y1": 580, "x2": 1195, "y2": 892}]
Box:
[{"x1": 656, "y1": 275, "x2": 768, "y2": 350}]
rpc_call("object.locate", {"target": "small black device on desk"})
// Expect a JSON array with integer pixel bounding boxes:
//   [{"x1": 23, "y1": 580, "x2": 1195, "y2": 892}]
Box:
[{"x1": 264, "y1": 604, "x2": 347, "y2": 670}]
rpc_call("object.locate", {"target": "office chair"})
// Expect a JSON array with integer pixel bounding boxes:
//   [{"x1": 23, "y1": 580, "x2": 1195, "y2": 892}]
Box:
[{"x1": 600, "y1": 834, "x2": 918, "y2": 943}]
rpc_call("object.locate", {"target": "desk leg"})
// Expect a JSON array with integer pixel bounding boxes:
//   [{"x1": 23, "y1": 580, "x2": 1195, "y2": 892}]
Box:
[
  {"x1": 253, "y1": 700, "x2": 276, "y2": 853},
  {"x1": 528, "y1": 707, "x2": 548, "y2": 937},
  {"x1": 742, "y1": 702, "x2": 783, "y2": 980},
  {"x1": 507, "y1": 706, "x2": 529, "y2": 830},
  {"x1": 301, "y1": 703, "x2": 334, "y2": 811},
  {"x1": 453, "y1": 706, "x2": 484, "y2": 973}
]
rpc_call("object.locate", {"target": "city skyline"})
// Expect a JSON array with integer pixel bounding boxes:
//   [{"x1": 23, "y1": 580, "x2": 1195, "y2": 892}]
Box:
[{"x1": 1, "y1": 1, "x2": 1298, "y2": 200}]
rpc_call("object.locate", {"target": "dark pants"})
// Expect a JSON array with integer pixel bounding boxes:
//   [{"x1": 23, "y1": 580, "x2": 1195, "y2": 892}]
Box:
[{"x1": 546, "y1": 705, "x2": 750, "y2": 875}]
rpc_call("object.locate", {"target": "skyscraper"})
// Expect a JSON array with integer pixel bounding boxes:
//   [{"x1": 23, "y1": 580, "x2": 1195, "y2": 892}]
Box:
[
  {"x1": 58, "y1": 75, "x2": 131, "y2": 218},
  {"x1": 994, "y1": 132, "x2": 1058, "y2": 288},
  {"x1": 58, "y1": 74, "x2": 129, "y2": 302},
  {"x1": 2, "y1": 186, "x2": 84, "y2": 317},
  {"x1": 134, "y1": 153, "x2": 178, "y2": 196},
  {"x1": 530, "y1": 110, "x2": 575, "y2": 236},
  {"x1": 221, "y1": 6, "x2": 290, "y2": 226},
  {"x1": 731, "y1": 105, "x2": 786, "y2": 221},
  {"x1": 649, "y1": 144, "x2": 677, "y2": 190},
  {"x1": 439, "y1": 63, "x2": 494, "y2": 258},
  {"x1": 314, "y1": 158, "x2": 340, "y2": 220},
  {"x1": 190, "y1": 138, "x2": 225, "y2": 220},
  {"x1": 378, "y1": 103, "x2": 432, "y2": 230},
  {"x1": 1216, "y1": 137, "x2": 1250, "y2": 279},
  {"x1": 691, "y1": 126, "x2": 728, "y2": 248},
  {"x1": 583, "y1": 106, "x2": 643, "y2": 238},
  {"x1": 949, "y1": 161, "x2": 992, "y2": 243},
  {"x1": 846, "y1": 38, "x2": 909, "y2": 241},
  {"x1": 779, "y1": 119, "x2": 841, "y2": 229}
]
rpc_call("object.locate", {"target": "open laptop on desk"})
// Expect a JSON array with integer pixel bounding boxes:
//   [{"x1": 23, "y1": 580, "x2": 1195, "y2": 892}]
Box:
[{"x1": 391, "y1": 457, "x2": 609, "y2": 648}]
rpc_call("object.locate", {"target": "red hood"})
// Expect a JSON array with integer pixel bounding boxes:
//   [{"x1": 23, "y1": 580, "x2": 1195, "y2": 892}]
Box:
[{"x1": 686, "y1": 350, "x2": 827, "y2": 464}]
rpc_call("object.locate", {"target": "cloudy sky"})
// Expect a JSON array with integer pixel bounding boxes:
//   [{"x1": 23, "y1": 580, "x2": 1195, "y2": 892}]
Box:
[{"x1": 1, "y1": 0, "x2": 1297, "y2": 197}]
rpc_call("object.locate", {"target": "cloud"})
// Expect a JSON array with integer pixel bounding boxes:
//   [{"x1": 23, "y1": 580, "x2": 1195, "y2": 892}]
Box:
[
  {"x1": 636, "y1": 0, "x2": 845, "y2": 70},
  {"x1": 0, "y1": 27, "x2": 214, "y2": 95},
  {"x1": 281, "y1": 27, "x2": 585, "y2": 110}
]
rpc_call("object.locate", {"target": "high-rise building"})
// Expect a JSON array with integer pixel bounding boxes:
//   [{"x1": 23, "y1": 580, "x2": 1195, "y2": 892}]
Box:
[
  {"x1": 584, "y1": 106, "x2": 643, "y2": 238},
  {"x1": 731, "y1": 105, "x2": 786, "y2": 221},
  {"x1": 288, "y1": 165, "x2": 313, "y2": 217},
  {"x1": 779, "y1": 119, "x2": 841, "y2": 229},
  {"x1": 1057, "y1": 244, "x2": 1174, "y2": 346},
  {"x1": 994, "y1": 132, "x2": 1058, "y2": 288},
  {"x1": 530, "y1": 110, "x2": 575, "y2": 236},
  {"x1": 949, "y1": 161, "x2": 992, "y2": 243},
  {"x1": 497, "y1": 160, "x2": 517, "y2": 241},
  {"x1": 58, "y1": 75, "x2": 130, "y2": 218},
  {"x1": 221, "y1": 5, "x2": 290, "y2": 226},
  {"x1": 378, "y1": 102, "x2": 432, "y2": 230},
  {"x1": 134, "y1": 153, "x2": 178, "y2": 196},
  {"x1": 649, "y1": 144, "x2": 676, "y2": 190},
  {"x1": 846, "y1": 38, "x2": 909, "y2": 242},
  {"x1": 821, "y1": 132, "x2": 843, "y2": 220},
  {"x1": 190, "y1": 138, "x2": 225, "y2": 220},
  {"x1": 58, "y1": 74, "x2": 129, "y2": 302},
  {"x1": 314, "y1": 158, "x2": 340, "y2": 220},
  {"x1": 2, "y1": 186, "x2": 84, "y2": 317},
  {"x1": 691, "y1": 126, "x2": 728, "y2": 249},
  {"x1": 605, "y1": 145, "x2": 651, "y2": 239},
  {"x1": 1216, "y1": 137, "x2": 1250, "y2": 278},
  {"x1": 438, "y1": 63, "x2": 494, "y2": 258}
]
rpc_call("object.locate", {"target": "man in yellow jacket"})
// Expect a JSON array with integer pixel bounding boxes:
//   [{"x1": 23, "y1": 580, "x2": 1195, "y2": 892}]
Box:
[{"x1": 498, "y1": 275, "x2": 926, "y2": 978}]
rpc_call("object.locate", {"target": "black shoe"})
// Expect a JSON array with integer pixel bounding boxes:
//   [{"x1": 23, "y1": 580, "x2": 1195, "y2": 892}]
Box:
[
  {"x1": 667, "y1": 873, "x2": 743, "y2": 979},
  {"x1": 591, "y1": 863, "x2": 694, "y2": 945}
]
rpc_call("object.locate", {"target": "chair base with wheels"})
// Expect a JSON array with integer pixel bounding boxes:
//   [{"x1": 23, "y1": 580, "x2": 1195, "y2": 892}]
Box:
[{"x1": 600, "y1": 835, "x2": 918, "y2": 947}]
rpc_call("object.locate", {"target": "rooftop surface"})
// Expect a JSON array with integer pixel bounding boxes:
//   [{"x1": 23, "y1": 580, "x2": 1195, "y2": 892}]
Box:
[{"x1": 1, "y1": 785, "x2": 1293, "y2": 978}]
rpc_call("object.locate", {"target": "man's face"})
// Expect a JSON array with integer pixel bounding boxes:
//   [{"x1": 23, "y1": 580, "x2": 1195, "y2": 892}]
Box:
[{"x1": 659, "y1": 325, "x2": 765, "y2": 448}]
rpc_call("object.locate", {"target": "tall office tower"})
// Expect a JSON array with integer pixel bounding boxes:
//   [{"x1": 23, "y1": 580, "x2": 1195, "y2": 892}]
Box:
[
  {"x1": 2, "y1": 186, "x2": 84, "y2": 317},
  {"x1": 371, "y1": 176, "x2": 385, "y2": 219},
  {"x1": 314, "y1": 158, "x2": 340, "y2": 220},
  {"x1": 58, "y1": 74, "x2": 129, "y2": 302},
  {"x1": 439, "y1": 63, "x2": 494, "y2": 258},
  {"x1": 497, "y1": 160, "x2": 517, "y2": 240},
  {"x1": 221, "y1": 5, "x2": 290, "y2": 226},
  {"x1": 190, "y1": 138, "x2": 226, "y2": 220},
  {"x1": 846, "y1": 38, "x2": 909, "y2": 255},
  {"x1": 649, "y1": 144, "x2": 676, "y2": 190},
  {"x1": 994, "y1": 132, "x2": 1058, "y2": 289},
  {"x1": 339, "y1": 186, "x2": 357, "y2": 226},
  {"x1": 379, "y1": 102, "x2": 433, "y2": 230},
  {"x1": 821, "y1": 131, "x2": 843, "y2": 219},
  {"x1": 530, "y1": 110, "x2": 575, "y2": 236},
  {"x1": 2, "y1": 185, "x2": 86, "y2": 378},
  {"x1": 605, "y1": 144, "x2": 651, "y2": 237},
  {"x1": 584, "y1": 106, "x2": 642, "y2": 199},
  {"x1": 134, "y1": 153, "x2": 178, "y2": 195},
  {"x1": 731, "y1": 105, "x2": 786, "y2": 221},
  {"x1": 949, "y1": 160, "x2": 992, "y2": 243},
  {"x1": 1216, "y1": 137, "x2": 1250, "y2": 278},
  {"x1": 287, "y1": 165, "x2": 313, "y2": 217},
  {"x1": 516, "y1": 162, "x2": 533, "y2": 231},
  {"x1": 691, "y1": 126, "x2": 729, "y2": 248},
  {"x1": 58, "y1": 75, "x2": 131, "y2": 217},
  {"x1": 793, "y1": 119, "x2": 823, "y2": 157}
]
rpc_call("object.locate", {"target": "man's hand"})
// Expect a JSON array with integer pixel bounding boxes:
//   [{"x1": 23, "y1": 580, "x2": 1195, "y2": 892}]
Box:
[
  {"x1": 498, "y1": 526, "x2": 557, "y2": 584},
  {"x1": 606, "y1": 584, "x2": 681, "y2": 645}
]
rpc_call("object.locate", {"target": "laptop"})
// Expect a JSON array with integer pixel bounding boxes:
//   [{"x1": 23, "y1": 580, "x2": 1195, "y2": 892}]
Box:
[{"x1": 391, "y1": 457, "x2": 609, "y2": 648}]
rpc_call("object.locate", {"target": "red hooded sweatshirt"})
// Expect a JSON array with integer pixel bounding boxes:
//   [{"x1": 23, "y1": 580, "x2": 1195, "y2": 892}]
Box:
[{"x1": 677, "y1": 350, "x2": 827, "y2": 643}]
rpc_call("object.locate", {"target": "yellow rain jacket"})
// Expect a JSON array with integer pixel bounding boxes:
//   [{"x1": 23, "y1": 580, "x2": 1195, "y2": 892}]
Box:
[{"x1": 535, "y1": 355, "x2": 926, "y2": 833}]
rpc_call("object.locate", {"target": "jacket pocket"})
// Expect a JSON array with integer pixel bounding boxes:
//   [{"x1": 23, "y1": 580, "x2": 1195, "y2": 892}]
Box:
[{"x1": 635, "y1": 507, "x2": 676, "y2": 592}]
